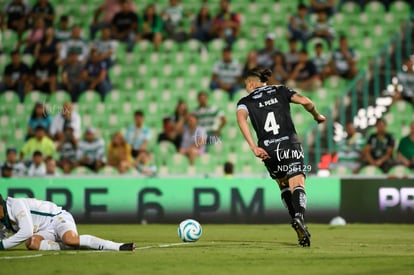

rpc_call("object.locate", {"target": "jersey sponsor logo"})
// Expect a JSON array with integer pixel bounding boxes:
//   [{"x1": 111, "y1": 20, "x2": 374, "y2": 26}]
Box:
[
  {"x1": 258, "y1": 97, "x2": 278, "y2": 108},
  {"x1": 263, "y1": 136, "x2": 289, "y2": 146}
]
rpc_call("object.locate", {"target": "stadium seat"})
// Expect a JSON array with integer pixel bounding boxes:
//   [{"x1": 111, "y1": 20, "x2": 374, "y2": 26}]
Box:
[
  {"x1": 388, "y1": 165, "x2": 413, "y2": 177},
  {"x1": 98, "y1": 166, "x2": 119, "y2": 175},
  {"x1": 330, "y1": 165, "x2": 353, "y2": 176},
  {"x1": 0, "y1": 91, "x2": 20, "y2": 113},
  {"x1": 390, "y1": 1, "x2": 411, "y2": 22},
  {"x1": 48, "y1": 91, "x2": 71, "y2": 106},
  {"x1": 340, "y1": 2, "x2": 361, "y2": 14},
  {"x1": 358, "y1": 165, "x2": 384, "y2": 176},
  {"x1": 24, "y1": 91, "x2": 47, "y2": 114},
  {"x1": 71, "y1": 166, "x2": 94, "y2": 175}
]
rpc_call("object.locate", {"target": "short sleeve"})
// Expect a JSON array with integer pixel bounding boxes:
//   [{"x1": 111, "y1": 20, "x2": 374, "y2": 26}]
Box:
[
  {"x1": 366, "y1": 134, "x2": 374, "y2": 145},
  {"x1": 284, "y1": 86, "x2": 297, "y2": 102},
  {"x1": 236, "y1": 98, "x2": 248, "y2": 115},
  {"x1": 387, "y1": 134, "x2": 395, "y2": 148}
]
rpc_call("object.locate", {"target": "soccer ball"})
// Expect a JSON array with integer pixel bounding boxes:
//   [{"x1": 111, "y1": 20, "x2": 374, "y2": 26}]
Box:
[{"x1": 178, "y1": 219, "x2": 202, "y2": 242}]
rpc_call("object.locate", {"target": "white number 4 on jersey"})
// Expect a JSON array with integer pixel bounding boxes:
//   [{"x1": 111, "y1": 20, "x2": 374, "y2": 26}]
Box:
[{"x1": 264, "y1": 112, "x2": 280, "y2": 135}]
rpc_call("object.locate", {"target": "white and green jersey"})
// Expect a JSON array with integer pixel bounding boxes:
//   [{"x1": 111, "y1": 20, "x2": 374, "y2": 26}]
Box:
[
  {"x1": 93, "y1": 39, "x2": 117, "y2": 61},
  {"x1": 163, "y1": 4, "x2": 184, "y2": 25},
  {"x1": 332, "y1": 47, "x2": 358, "y2": 74},
  {"x1": 60, "y1": 39, "x2": 90, "y2": 60},
  {"x1": 54, "y1": 27, "x2": 71, "y2": 42},
  {"x1": 193, "y1": 106, "x2": 224, "y2": 135},
  {"x1": 77, "y1": 138, "x2": 106, "y2": 164},
  {"x1": 312, "y1": 53, "x2": 330, "y2": 74},
  {"x1": 336, "y1": 132, "x2": 365, "y2": 162},
  {"x1": 0, "y1": 197, "x2": 62, "y2": 250},
  {"x1": 212, "y1": 60, "x2": 242, "y2": 85}
]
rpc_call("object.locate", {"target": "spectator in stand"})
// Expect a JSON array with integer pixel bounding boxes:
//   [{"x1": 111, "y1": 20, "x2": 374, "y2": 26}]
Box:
[
  {"x1": 56, "y1": 125, "x2": 78, "y2": 174},
  {"x1": 18, "y1": 17, "x2": 45, "y2": 54},
  {"x1": 210, "y1": 46, "x2": 242, "y2": 100},
  {"x1": 171, "y1": 99, "x2": 188, "y2": 124},
  {"x1": 135, "y1": 150, "x2": 156, "y2": 177},
  {"x1": 288, "y1": 4, "x2": 311, "y2": 47},
  {"x1": 60, "y1": 25, "x2": 89, "y2": 64},
  {"x1": 0, "y1": 50, "x2": 30, "y2": 102},
  {"x1": 27, "y1": 150, "x2": 46, "y2": 176},
  {"x1": 20, "y1": 125, "x2": 55, "y2": 162},
  {"x1": 312, "y1": 42, "x2": 330, "y2": 78},
  {"x1": 242, "y1": 50, "x2": 258, "y2": 79},
  {"x1": 177, "y1": 113, "x2": 206, "y2": 165},
  {"x1": 256, "y1": 33, "x2": 279, "y2": 70},
  {"x1": 329, "y1": 122, "x2": 365, "y2": 171},
  {"x1": 124, "y1": 110, "x2": 151, "y2": 158},
  {"x1": 34, "y1": 26, "x2": 60, "y2": 63},
  {"x1": 286, "y1": 49, "x2": 321, "y2": 92},
  {"x1": 111, "y1": 0, "x2": 138, "y2": 53},
  {"x1": 45, "y1": 156, "x2": 59, "y2": 176},
  {"x1": 107, "y1": 131, "x2": 133, "y2": 174},
  {"x1": 26, "y1": 102, "x2": 51, "y2": 140},
  {"x1": 0, "y1": 148, "x2": 26, "y2": 177},
  {"x1": 139, "y1": 4, "x2": 163, "y2": 51},
  {"x1": 397, "y1": 121, "x2": 414, "y2": 169},
  {"x1": 28, "y1": 49, "x2": 58, "y2": 94},
  {"x1": 54, "y1": 15, "x2": 71, "y2": 42},
  {"x1": 211, "y1": 0, "x2": 240, "y2": 47},
  {"x1": 310, "y1": 0, "x2": 336, "y2": 17},
  {"x1": 61, "y1": 51, "x2": 84, "y2": 102},
  {"x1": 50, "y1": 102, "x2": 82, "y2": 141},
  {"x1": 193, "y1": 91, "x2": 226, "y2": 138},
  {"x1": 0, "y1": 0, "x2": 30, "y2": 40},
  {"x1": 271, "y1": 52, "x2": 289, "y2": 85},
  {"x1": 157, "y1": 117, "x2": 181, "y2": 151},
  {"x1": 223, "y1": 161, "x2": 234, "y2": 178},
  {"x1": 191, "y1": 4, "x2": 212, "y2": 43},
  {"x1": 284, "y1": 38, "x2": 300, "y2": 73},
  {"x1": 394, "y1": 58, "x2": 414, "y2": 104},
  {"x1": 161, "y1": 0, "x2": 185, "y2": 40},
  {"x1": 29, "y1": 0, "x2": 55, "y2": 27},
  {"x1": 81, "y1": 48, "x2": 112, "y2": 101},
  {"x1": 312, "y1": 10, "x2": 335, "y2": 48},
  {"x1": 77, "y1": 127, "x2": 106, "y2": 172},
  {"x1": 93, "y1": 26, "x2": 117, "y2": 69},
  {"x1": 90, "y1": 0, "x2": 136, "y2": 40},
  {"x1": 322, "y1": 35, "x2": 358, "y2": 80},
  {"x1": 359, "y1": 119, "x2": 396, "y2": 173}
]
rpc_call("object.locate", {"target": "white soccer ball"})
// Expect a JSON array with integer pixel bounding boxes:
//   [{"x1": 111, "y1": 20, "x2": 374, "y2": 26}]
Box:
[{"x1": 178, "y1": 219, "x2": 202, "y2": 242}]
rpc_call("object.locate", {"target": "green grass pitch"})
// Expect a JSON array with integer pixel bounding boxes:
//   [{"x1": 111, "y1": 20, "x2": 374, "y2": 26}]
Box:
[{"x1": 1, "y1": 224, "x2": 413, "y2": 275}]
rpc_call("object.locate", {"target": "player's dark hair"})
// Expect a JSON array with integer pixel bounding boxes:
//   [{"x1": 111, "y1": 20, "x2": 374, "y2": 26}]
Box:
[
  {"x1": 376, "y1": 118, "x2": 386, "y2": 125},
  {"x1": 31, "y1": 102, "x2": 49, "y2": 119},
  {"x1": 244, "y1": 67, "x2": 272, "y2": 83},
  {"x1": 33, "y1": 150, "x2": 43, "y2": 157},
  {"x1": 298, "y1": 3, "x2": 307, "y2": 10},
  {"x1": 60, "y1": 15, "x2": 69, "y2": 22},
  {"x1": 315, "y1": 42, "x2": 323, "y2": 48}
]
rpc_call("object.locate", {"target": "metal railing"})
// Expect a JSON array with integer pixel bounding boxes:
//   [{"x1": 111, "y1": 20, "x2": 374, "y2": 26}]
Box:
[{"x1": 303, "y1": 18, "x2": 412, "y2": 172}]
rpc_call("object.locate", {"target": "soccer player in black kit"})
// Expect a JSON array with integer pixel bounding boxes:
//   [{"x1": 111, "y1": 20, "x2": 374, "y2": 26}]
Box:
[{"x1": 236, "y1": 67, "x2": 326, "y2": 247}]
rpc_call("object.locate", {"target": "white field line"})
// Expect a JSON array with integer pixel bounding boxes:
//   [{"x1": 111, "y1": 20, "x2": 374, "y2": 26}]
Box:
[
  {"x1": 0, "y1": 254, "x2": 44, "y2": 260},
  {"x1": 136, "y1": 242, "x2": 191, "y2": 250},
  {"x1": 0, "y1": 243, "x2": 191, "y2": 259}
]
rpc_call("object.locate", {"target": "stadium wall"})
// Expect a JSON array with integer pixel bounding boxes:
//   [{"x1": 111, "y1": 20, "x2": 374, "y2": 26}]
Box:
[{"x1": 0, "y1": 177, "x2": 412, "y2": 223}]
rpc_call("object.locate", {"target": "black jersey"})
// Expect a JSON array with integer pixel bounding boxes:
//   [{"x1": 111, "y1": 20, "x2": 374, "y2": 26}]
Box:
[{"x1": 237, "y1": 85, "x2": 300, "y2": 148}]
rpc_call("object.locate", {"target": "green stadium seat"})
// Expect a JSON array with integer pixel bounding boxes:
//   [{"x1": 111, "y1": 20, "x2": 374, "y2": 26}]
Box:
[
  {"x1": 390, "y1": 1, "x2": 411, "y2": 22},
  {"x1": 340, "y1": 2, "x2": 361, "y2": 14},
  {"x1": 358, "y1": 165, "x2": 384, "y2": 176},
  {"x1": 77, "y1": 91, "x2": 101, "y2": 114},
  {"x1": 364, "y1": 1, "x2": 386, "y2": 22},
  {"x1": 98, "y1": 166, "x2": 119, "y2": 175},
  {"x1": 71, "y1": 166, "x2": 95, "y2": 175},
  {"x1": 388, "y1": 165, "x2": 413, "y2": 177},
  {"x1": 330, "y1": 165, "x2": 353, "y2": 176},
  {"x1": 48, "y1": 91, "x2": 71, "y2": 106},
  {"x1": 0, "y1": 91, "x2": 20, "y2": 113},
  {"x1": 24, "y1": 91, "x2": 48, "y2": 114}
]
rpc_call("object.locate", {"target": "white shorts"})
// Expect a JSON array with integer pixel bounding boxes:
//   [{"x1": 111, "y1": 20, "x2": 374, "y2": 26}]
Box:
[{"x1": 36, "y1": 210, "x2": 78, "y2": 242}]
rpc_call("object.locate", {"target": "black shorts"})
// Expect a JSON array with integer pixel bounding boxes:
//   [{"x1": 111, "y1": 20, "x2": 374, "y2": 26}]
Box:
[{"x1": 262, "y1": 142, "x2": 306, "y2": 180}]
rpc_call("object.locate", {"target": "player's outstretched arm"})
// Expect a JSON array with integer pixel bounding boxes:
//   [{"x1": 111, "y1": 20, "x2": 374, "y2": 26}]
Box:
[
  {"x1": 291, "y1": 93, "x2": 326, "y2": 124},
  {"x1": 236, "y1": 109, "x2": 270, "y2": 160}
]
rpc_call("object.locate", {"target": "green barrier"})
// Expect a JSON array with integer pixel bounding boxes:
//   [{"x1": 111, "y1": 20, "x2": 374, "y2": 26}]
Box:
[{"x1": 0, "y1": 177, "x2": 340, "y2": 223}]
